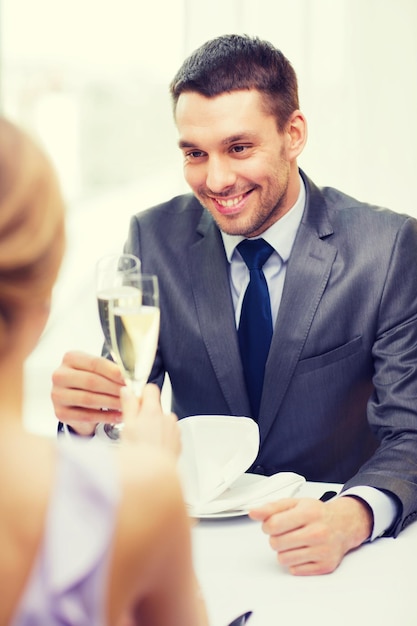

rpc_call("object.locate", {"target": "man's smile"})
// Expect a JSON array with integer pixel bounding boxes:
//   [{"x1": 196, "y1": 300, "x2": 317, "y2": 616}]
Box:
[{"x1": 206, "y1": 189, "x2": 255, "y2": 215}]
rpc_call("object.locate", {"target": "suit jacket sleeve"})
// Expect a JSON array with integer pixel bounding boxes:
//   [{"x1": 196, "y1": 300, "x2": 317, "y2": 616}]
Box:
[{"x1": 343, "y1": 216, "x2": 417, "y2": 536}]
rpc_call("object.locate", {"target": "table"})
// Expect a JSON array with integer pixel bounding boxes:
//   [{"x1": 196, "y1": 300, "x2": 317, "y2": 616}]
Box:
[{"x1": 192, "y1": 481, "x2": 417, "y2": 626}]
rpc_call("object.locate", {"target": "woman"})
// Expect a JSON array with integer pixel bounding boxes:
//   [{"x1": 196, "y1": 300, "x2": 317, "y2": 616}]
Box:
[{"x1": 0, "y1": 116, "x2": 207, "y2": 626}]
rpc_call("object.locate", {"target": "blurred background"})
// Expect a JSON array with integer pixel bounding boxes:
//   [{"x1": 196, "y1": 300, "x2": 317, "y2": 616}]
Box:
[{"x1": 1, "y1": 0, "x2": 416, "y2": 435}]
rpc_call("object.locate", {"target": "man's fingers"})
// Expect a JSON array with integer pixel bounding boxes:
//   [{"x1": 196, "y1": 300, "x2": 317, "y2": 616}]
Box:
[
  {"x1": 51, "y1": 351, "x2": 125, "y2": 426},
  {"x1": 62, "y1": 350, "x2": 124, "y2": 383},
  {"x1": 249, "y1": 498, "x2": 298, "y2": 521},
  {"x1": 250, "y1": 497, "x2": 370, "y2": 577}
]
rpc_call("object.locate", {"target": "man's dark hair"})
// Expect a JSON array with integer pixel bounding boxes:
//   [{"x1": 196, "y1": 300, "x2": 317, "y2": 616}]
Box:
[{"x1": 170, "y1": 34, "x2": 299, "y2": 131}]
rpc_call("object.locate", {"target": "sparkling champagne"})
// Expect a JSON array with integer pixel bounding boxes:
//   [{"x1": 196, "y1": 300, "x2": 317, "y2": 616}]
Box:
[{"x1": 109, "y1": 302, "x2": 160, "y2": 396}]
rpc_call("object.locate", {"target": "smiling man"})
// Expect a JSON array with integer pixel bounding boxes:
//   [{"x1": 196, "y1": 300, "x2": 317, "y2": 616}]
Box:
[
  {"x1": 176, "y1": 89, "x2": 303, "y2": 238},
  {"x1": 53, "y1": 34, "x2": 417, "y2": 575}
]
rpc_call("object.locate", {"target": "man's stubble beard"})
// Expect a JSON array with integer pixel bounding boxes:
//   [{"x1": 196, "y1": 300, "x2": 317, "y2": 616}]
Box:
[{"x1": 196, "y1": 177, "x2": 290, "y2": 238}]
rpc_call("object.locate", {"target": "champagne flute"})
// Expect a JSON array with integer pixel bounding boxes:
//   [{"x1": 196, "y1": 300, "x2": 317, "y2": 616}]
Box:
[{"x1": 96, "y1": 253, "x2": 142, "y2": 439}]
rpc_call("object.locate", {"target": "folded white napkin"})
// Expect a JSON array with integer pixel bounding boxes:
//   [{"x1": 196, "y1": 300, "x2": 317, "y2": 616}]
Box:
[{"x1": 177, "y1": 415, "x2": 305, "y2": 517}]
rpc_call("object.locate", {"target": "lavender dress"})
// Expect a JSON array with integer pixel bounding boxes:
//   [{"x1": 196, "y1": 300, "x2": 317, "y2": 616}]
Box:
[{"x1": 11, "y1": 439, "x2": 120, "y2": 626}]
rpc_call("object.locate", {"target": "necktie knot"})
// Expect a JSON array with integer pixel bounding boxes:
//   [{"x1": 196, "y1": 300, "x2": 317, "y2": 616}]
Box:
[{"x1": 237, "y1": 238, "x2": 274, "y2": 270}]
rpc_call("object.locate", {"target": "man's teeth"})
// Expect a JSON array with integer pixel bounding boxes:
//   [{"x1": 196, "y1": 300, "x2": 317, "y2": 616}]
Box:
[{"x1": 216, "y1": 195, "x2": 244, "y2": 207}]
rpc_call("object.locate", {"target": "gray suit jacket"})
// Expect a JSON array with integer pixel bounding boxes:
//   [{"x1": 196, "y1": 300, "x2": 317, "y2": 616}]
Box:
[{"x1": 125, "y1": 171, "x2": 417, "y2": 536}]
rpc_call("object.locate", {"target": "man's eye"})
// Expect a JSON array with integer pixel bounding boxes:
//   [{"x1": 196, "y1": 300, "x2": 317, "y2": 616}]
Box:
[
  {"x1": 186, "y1": 150, "x2": 204, "y2": 159},
  {"x1": 231, "y1": 145, "x2": 248, "y2": 154}
]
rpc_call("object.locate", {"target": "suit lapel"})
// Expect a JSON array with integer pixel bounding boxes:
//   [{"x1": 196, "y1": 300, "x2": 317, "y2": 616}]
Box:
[
  {"x1": 260, "y1": 175, "x2": 337, "y2": 440},
  {"x1": 186, "y1": 175, "x2": 337, "y2": 429},
  {"x1": 188, "y1": 212, "x2": 251, "y2": 417}
]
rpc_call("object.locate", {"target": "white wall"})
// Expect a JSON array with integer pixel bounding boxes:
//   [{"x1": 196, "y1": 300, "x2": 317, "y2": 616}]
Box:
[{"x1": 183, "y1": 0, "x2": 417, "y2": 216}]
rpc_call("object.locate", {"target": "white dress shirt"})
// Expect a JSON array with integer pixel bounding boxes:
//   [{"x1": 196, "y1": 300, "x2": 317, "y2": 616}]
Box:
[{"x1": 221, "y1": 176, "x2": 398, "y2": 540}]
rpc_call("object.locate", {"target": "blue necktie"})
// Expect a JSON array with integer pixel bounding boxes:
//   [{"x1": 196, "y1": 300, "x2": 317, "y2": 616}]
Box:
[{"x1": 237, "y1": 238, "x2": 274, "y2": 419}]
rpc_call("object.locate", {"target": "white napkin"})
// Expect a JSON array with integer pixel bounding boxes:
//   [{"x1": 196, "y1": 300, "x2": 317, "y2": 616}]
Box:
[
  {"x1": 178, "y1": 415, "x2": 259, "y2": 508},
  {"x1": 177, "y1": 415, "x2": 305, "y2": 516},
  {"x1": 191, "y1": 472, "x2": 305, "y2": 516}
]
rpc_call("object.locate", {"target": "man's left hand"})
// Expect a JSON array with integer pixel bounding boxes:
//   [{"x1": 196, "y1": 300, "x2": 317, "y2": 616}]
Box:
[{"x1": 249, "y1": 495, "x2": 373, "y2": 575}]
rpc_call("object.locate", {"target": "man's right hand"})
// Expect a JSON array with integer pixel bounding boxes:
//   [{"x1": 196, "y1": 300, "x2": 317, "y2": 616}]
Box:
[{"x1": 51, "y1": 350, "x2": 125, "y2": 436}]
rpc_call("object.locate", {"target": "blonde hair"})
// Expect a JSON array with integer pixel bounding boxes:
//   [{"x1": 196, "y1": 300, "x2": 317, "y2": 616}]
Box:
[{"x1": 0, "y1": 117, "x2": 65, "y2": 350}]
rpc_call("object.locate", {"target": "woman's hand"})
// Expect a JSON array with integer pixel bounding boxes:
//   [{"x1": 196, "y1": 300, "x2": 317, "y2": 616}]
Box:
[{"x1": 121, "y1": 383, "x2": 181, "y2": 458}]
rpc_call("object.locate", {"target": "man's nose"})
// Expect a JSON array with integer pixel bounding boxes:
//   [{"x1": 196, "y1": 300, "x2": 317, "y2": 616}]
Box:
[{"x1": 205, "y1": 156, "x2": 236, "y2": 193}]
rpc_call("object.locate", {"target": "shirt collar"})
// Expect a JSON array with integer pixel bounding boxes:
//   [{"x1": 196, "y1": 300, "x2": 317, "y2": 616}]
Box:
[{"x1": 221, "y1": 175, "x2": 306, "y2": 263}]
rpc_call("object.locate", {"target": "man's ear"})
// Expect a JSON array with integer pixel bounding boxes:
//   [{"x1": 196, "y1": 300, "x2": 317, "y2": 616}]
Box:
[{"x1": 286, "y1": 110, "x2": 308, "y2": 160}]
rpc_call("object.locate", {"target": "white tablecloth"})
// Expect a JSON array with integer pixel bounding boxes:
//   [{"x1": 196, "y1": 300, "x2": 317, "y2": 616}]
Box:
[{"x1": 192, "y1": 481, "x2": 417, "y2": 626}]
